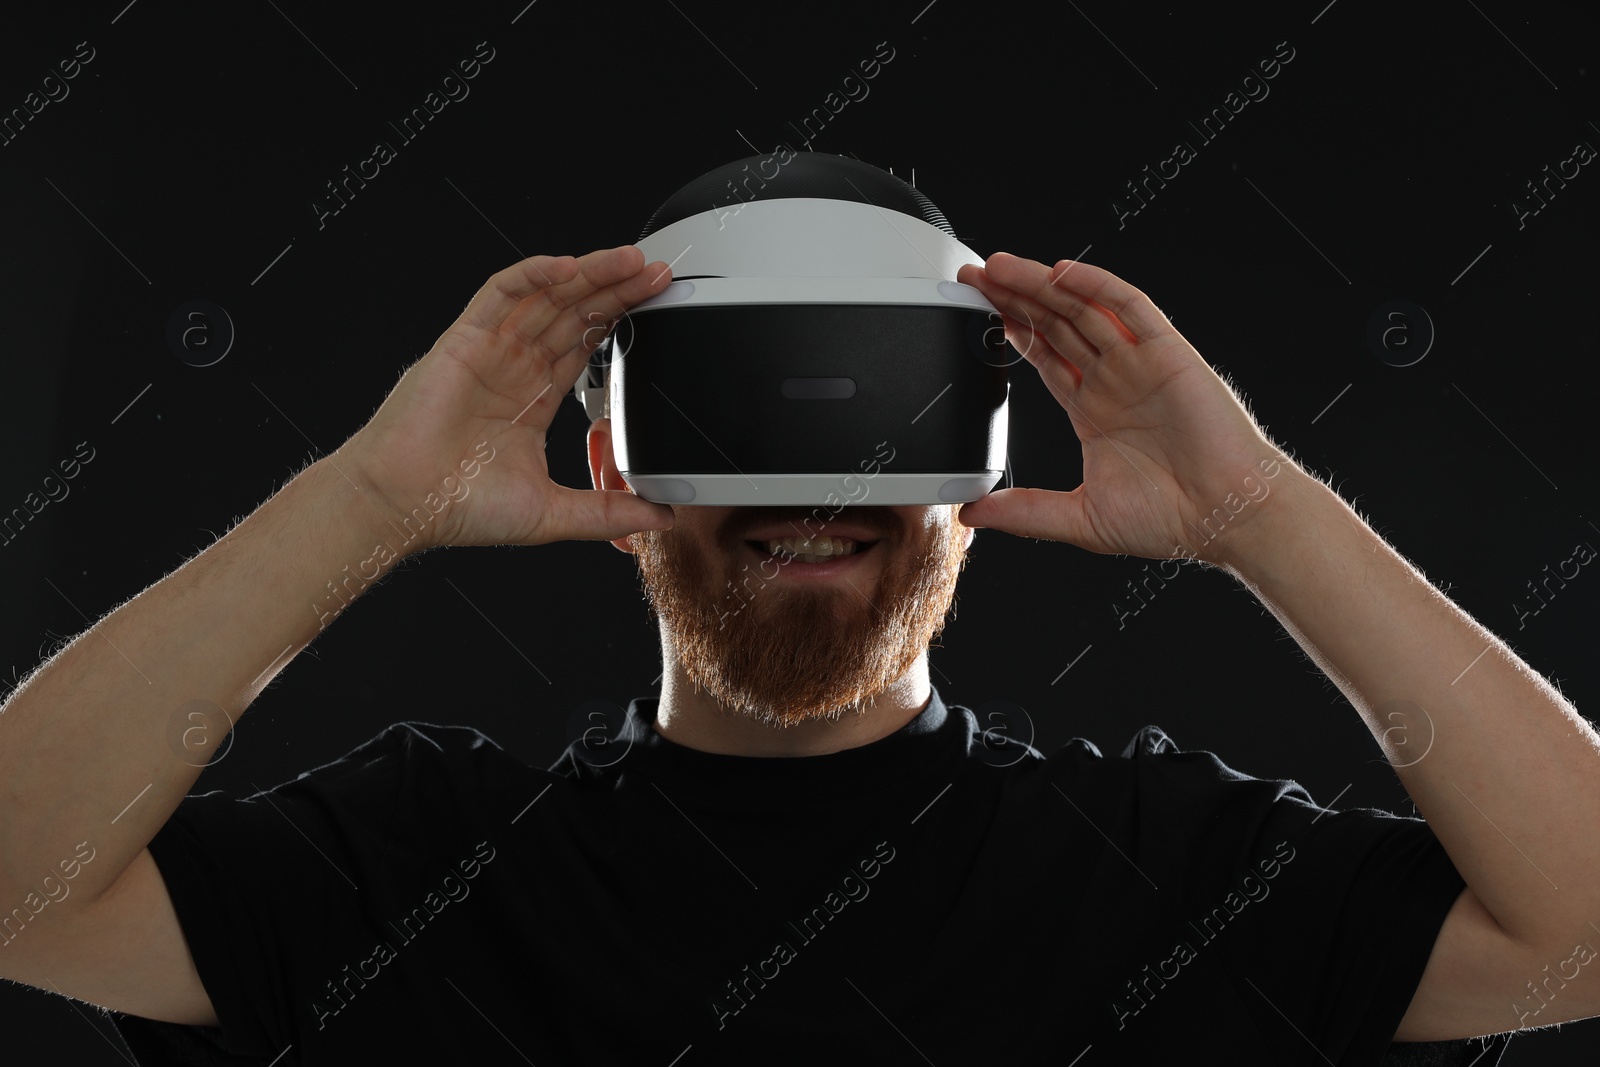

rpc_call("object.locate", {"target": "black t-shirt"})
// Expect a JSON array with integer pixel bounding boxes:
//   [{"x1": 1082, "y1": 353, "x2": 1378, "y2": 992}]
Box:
[{"x1": 108, "y1": 687, "x2": 1510, "y2": 1065}]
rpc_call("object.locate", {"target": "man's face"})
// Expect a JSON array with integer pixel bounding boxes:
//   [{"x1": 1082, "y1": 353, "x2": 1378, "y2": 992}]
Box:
[{"x1": 626, "y1": 502, "x2": 974, "y2": 728}]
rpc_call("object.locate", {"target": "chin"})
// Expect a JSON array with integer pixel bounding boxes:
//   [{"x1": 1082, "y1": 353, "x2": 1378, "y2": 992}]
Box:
[{"x1": 635, "y1": 515, "x2": 968, "y2": 729}]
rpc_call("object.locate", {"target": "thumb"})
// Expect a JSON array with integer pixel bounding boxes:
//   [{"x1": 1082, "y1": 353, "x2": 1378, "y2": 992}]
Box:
[
  {"x1": 554, "y1": 485, "x2": 676, "y2": 543},
  {"x1": 958, "y1": 486, "x2": 1088, "y2": 546}
]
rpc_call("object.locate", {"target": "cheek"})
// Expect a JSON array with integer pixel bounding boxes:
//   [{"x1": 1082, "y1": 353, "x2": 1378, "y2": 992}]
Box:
[
  {"x1": 932, "y1": 513, "x2": 964, "y2": 559},
  {"x1": 662, "y1": 528, "x2": 720, "y2": 587},
  {"x1": 897, "y1": 522, "x2": 955, "y2": 581}
]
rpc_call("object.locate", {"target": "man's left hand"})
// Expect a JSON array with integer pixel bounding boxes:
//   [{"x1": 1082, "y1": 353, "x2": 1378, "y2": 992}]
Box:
[{"x1": 956, "y1": 252, "x2": 1295, "y2": 566}]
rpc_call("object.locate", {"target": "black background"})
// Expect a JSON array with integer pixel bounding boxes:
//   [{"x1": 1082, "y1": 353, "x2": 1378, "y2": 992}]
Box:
[{"x1": 1, "y1": 0, "x2": 1596, "y2": 1062}]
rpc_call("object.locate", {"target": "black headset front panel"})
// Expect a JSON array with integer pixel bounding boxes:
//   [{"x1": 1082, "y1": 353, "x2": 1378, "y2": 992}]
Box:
[{"x1": 611, "y1": 304, "x2": 1007, "y2": 477}]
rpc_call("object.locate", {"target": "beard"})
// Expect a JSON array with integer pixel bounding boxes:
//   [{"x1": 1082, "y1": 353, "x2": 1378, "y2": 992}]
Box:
[{"x1": 628, "y1": 508, "x2": 972, "y2": 729}]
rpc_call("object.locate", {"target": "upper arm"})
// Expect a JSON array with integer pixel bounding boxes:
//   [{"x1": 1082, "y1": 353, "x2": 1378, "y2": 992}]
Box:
[
  {"x1": 1395, "y1": 886, "x2": 1598, "y2": 1041},
  {"x1": 0, "y1": 847, "x2": 219, "y2": 1028}
]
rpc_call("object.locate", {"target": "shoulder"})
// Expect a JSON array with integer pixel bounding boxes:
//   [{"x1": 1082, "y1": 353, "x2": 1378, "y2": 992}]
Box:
[
  {"x1": 1008, "y1": 721, "x2": 1438, "y2": 887},
  {"x1": 1014, "y1": 720, "x2": 1321, "y2": 812},
  {"x1": 282, "y1": 720, "x2": 516, "y2": 782},
  {"x1": 346, "y1": 719, "x2": 507, "y2": 756},
  {"x1": 173, "y1": 720, "x2": 541, "y2": 831}
]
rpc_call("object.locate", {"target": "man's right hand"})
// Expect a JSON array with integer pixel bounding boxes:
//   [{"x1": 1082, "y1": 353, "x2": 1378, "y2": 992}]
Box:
[
  {"x1": 0, "y1": 249, "x2": 687, "y2": 1032},
  {"x1": 337, "y1": 245, "x2": 678, "y2": 552}
]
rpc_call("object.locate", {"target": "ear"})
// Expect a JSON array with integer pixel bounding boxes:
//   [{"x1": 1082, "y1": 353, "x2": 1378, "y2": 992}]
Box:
[{"x1": 587, "y1": 417, "x2": 641, "y2": 555}]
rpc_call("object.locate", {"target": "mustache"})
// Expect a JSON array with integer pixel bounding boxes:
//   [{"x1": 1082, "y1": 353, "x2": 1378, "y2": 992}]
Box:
[{"x1": 718, "y1": 505, "x2": 963, "y2": 544}]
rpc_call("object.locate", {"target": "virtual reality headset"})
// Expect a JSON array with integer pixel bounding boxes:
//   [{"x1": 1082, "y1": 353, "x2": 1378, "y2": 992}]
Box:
[{"x1": 572, "y1": 151, "x2": 1014, "y2": 507}]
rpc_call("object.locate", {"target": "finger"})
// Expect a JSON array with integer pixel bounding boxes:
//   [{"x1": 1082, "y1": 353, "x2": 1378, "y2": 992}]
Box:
[
  {"x1": 957, "y1": 486, "x2": 1091, "y2": 547},
  {"x1": 460, "y1": 255, "x2": 580, "y2": 332},
  {"x1": 960, "y1": 263, "x2": 1100, "y2": 369},
  {"x1": 1038, "y1": 257, "x2": 1172, "y2": 339},
  {"x1": 531, "y1": 263, "x2": 675, "y2": 385},
  {"x1": 543, "y1": 245, "x2": 657, "y2": 315},
  {"x1": 499, "y1": 256, "x2": 673, "y2": 435},
  {"x1": 501, "y1": 247, "x2": 669, "y2": 360},
  {"x1": 499, "y1": 245, "x2": 642, "y2": 344},
  {"x1": 963, "y1": 265, "x2": 1093, "y2": 404},
  {"x1": 549, "y1": 483, "x2": 676, "y2": 543},
  {"x1": 985, "y1": 252, "x2": 1160, "y2": 353},
  {"x1": 549, "y1": 255, "x2": 677, "y2": 363},
  {"x1": 1000, "y1": 311, "x2": 1084, "y2": 393}
]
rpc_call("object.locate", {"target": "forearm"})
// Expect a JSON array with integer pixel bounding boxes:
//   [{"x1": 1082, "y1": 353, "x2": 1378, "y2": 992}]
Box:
[
  {"x1": 1217, "y1": 466, "x2": 1600, "y2": 950},
  {"x1": 0, "y1": 452, "x2": 406, "y2": 908}
]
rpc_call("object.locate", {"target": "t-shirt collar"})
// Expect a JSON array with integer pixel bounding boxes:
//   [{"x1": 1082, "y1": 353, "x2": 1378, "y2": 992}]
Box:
[{"x1": 610, "y1": 684, "x2": 961, "y2": 800}]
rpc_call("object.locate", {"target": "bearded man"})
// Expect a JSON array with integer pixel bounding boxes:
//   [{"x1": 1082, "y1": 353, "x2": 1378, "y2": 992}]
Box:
[{"x1": 0, "y1": 155, "x2": 1584, "y2": 1067}]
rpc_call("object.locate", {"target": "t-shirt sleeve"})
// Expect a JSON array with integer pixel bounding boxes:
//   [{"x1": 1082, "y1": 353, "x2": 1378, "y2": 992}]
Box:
[
  {"x1": 1107, "y1": 725, "x2": 1513, "y2": 1066},
  {"x1": 105, "y1": 720, "x2": 525, "y2": 1064}
]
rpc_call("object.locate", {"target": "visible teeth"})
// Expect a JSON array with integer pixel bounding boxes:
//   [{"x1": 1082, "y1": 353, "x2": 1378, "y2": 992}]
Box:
[{"x1": 764, "y1": 536, "x2": 858, "y2": 561}]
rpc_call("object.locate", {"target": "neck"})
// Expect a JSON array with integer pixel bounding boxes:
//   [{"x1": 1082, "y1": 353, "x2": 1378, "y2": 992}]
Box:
[{"x1": 652, "y1": 636, "x2": 933, "y2": 757}]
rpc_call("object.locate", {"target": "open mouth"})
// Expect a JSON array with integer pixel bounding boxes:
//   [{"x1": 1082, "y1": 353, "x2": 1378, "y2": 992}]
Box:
[{"x1": 744, "y1": 538, "x2": 881, "y2": 565}]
